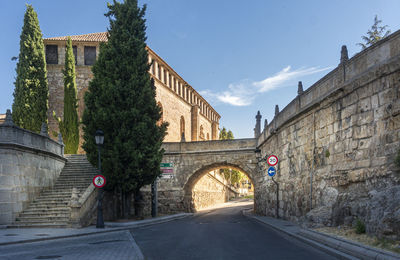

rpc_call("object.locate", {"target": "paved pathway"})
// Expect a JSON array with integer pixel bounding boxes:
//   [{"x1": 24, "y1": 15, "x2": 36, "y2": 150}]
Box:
[{"x1": 131, "y1": 201, "x2": 337, "y2": 260}]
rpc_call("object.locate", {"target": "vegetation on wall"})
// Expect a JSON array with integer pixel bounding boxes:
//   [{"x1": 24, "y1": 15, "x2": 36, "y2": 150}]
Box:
[
  {"x1": 12, "y1": 4, "x2": 48, "y2": 132},
  {"x1": 82, "y1": 0, "x2": 168, "y2": 218},
  {"x1": 54, "y1": 37, "x2": 79, "y2": 154},
  {"x1": 357, "y1": 15, "x2": 391, "y2": 50}
]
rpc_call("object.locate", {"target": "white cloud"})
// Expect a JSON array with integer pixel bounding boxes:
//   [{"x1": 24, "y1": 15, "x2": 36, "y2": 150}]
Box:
[{"x1": 200, "y1": 65, "x2": 331, "y2": 107}]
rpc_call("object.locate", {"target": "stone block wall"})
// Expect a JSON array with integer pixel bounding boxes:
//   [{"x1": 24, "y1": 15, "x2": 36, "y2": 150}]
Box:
[
  {"x1": 0, "y1": 121, "x2": 66, "y2": 225},
  {"x1": 192, "y1": 172, "x2": 229, "y2": 210},
  {"x1": 256, "y1": 30, "x2": 400, "y2": 238}
]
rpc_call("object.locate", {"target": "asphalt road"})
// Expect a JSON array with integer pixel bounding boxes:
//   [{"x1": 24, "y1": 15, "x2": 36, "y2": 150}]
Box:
[
  {"x1": 131, "y1": 201, "x2": 338, "y2": 260},
  {"x1": 0, "y1": 230, "x2": 142, "y2": 260}
]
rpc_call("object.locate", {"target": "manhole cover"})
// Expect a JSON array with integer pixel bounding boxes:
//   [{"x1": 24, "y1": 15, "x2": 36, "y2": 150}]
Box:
[
  {"x1": 35, "y1": 256, "x2": 62, "y2": 259},
  {"x1": 89, "y1": 239, "x2": 126, "y2": 245},
  {"x1": 4, "y1": 234, "x2": 18, "y2": 236},
  {"x1": 35, "y1": 234, "x2": 50, "y2": 237}
]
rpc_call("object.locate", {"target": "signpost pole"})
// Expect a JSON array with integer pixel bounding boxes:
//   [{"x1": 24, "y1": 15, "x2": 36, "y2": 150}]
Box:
[
  {"x1": 96, "y1": 144, "x2": 104, "y2": 228},
  {"x1": 151, "y1": 178, "x2": 158, "y2": 217},
  {"x1": 271, "y1": 176, "x2": 279, "y2": 219}
]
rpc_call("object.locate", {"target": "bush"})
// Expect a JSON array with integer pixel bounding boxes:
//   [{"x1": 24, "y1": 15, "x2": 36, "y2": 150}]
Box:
[
  {"x1": 395, "y1": 149, "x2": 400, "y2": 168},
  {"x1": 355, "y1": 218, "x2": 366, "y2": 234}
]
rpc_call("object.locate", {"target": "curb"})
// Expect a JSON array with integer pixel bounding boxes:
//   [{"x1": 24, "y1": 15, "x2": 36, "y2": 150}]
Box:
[
  {"x1": 0, "y1": 213, "x2": 193, "y2": 246},
  {"x1": 242, "y1": 210, "x2": 400, "y2": 260}
]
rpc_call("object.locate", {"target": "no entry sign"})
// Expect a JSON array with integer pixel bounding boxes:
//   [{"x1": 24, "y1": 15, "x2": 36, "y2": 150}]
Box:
[
  {"x1": 267, "y1": 155, "x2": 278, "y2": 166},
  {"x1": 93, "y1": 175, "x2": 106, "y2": 188}
]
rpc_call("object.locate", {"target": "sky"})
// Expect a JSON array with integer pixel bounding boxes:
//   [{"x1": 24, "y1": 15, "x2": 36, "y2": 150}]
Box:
[{"x1": 1, "y1": 1, "x2": 399, "y2": 138}]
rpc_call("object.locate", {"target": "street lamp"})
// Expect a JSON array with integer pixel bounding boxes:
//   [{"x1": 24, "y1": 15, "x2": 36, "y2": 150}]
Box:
[{"x1": 95, "y1": 129, "x2": 104, "y2": 228}]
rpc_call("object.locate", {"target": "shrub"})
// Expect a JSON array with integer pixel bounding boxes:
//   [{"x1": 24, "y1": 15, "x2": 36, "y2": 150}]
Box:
[{"x1": 355, "y1": 218, "x2": 366, "y2": 234}]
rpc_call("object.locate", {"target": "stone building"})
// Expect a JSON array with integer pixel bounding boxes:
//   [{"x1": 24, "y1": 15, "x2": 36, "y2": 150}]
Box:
[{"x1": 43, "y1": 32, "x2": 220, "y2": 152}]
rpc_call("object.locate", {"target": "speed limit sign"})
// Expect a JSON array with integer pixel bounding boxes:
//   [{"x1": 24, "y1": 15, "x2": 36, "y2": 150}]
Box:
[{"x1": 267, "y1": 155, "x2": 278, "y2": 166}]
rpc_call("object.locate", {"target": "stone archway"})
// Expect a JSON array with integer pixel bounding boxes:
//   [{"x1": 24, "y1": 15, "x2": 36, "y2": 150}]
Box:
[{"x1": 183, "y1": 163, "x2": 256, "y2": 212}]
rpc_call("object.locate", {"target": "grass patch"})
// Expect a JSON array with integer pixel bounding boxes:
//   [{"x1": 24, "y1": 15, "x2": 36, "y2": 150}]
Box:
[
  {"x1": 243, "y1": 195, "x2": 254, "y2": 199},
  {"x1": 314, "y1": 226, "x2": 400, "y2": 254}
]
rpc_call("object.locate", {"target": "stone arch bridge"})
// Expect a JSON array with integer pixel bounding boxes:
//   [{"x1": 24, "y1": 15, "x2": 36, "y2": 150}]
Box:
[{"x1": 159, "y1": 138, "x2": 262, "y2": 212}]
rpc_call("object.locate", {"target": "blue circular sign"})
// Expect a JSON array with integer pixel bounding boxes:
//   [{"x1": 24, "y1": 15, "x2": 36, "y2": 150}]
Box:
[{"x1": 267, "y1": 166, "x2": 276, "y2": 177}]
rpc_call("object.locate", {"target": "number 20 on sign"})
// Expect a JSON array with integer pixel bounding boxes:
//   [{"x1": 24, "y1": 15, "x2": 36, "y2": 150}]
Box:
[{"x1": 267, "y1": 155, "x2": 278, "y2": 166}]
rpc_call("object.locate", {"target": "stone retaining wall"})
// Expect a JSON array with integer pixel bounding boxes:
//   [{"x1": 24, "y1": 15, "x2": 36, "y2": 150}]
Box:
[
  {"x1": 0, "y1": 114, "x2": 65, "y2": 225},
  {"x1": 256, "y1": 30, "x2": 400, "y2": 239}
]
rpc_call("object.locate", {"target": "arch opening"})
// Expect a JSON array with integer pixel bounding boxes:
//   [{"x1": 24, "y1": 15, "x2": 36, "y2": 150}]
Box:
[{"x1": 183, "y1": 163, "x2": 255, "y2": 212}]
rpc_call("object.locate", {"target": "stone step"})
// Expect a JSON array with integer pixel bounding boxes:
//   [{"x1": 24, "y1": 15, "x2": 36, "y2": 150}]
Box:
[
  {"x1": 29, "y1": 202, "x2": 70, "y2": 207},
  {"x1": 19, "y1": 212, "x2": 70, "y2": 218},
  {"x1": 22, "y1": 207, "x2": 70, "y2": 213},
  {"x1": 9, "y1": 223, "x2": 68, "y2": 228},
  {"x1": 16, "y1": 216, "x2": 70, "y2": 222}
]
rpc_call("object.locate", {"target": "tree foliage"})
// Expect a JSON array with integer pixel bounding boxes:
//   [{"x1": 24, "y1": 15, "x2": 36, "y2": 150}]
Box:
[
  {"x1": 358, "y1": 15, "x2": 391, "y2": 50},
  {"x1": 82, "y1": 0, "x2": 168, "y2": 197},
  {"x1": 12, "y1": 4, "x2": 48, "y2": 132},
  {"x1": 54, "y1": 37, "x2": 79, "y2": 154},
  {"x1": 219, "y1": 127, "x2": 244, "y2": 185}
]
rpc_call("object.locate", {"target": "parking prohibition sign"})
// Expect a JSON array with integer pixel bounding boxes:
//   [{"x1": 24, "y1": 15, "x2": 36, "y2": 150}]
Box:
[
  {"x1": 267, "y1": 155, "x2": 278, "y2": 166},
  {"x1": 93, "y1": 175, "x2": 106, "y2": 188}
]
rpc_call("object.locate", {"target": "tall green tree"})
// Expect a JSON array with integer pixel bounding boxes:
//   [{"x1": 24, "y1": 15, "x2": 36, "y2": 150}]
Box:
[
  {"x1": 82, "y1": 0, "x2": 168, "y2": 217},
  {"x1": 12, "y1": 4, "x2": 48, "y2": 132},
  {"x1": 219, "y1": 127, "x2": 243, "y2": 185},
  {"x1": 358, "y1": 15, "x2": 391, "y2": 50},
  {"x1": 54, "y1": 37, "x2": 79, "y2": 154}
]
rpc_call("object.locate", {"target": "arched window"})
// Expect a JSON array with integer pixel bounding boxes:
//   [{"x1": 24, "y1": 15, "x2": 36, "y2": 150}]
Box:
[
  {"x1": 157, "y1": 102, "x2": 163, "y2": 126},
  {"x1": 180, "y1": 116, "x2": 185, "y2": 137}
]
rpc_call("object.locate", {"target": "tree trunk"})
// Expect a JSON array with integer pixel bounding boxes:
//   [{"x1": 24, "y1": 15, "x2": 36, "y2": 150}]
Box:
[{"x1": 134, "y1": 189, "x2": 144, "y2": 219}]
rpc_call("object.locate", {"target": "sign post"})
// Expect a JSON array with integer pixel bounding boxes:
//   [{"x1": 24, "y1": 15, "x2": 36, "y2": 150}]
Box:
[{"x1": 267, "y1": 155, "x2": 279, "y2": 219}]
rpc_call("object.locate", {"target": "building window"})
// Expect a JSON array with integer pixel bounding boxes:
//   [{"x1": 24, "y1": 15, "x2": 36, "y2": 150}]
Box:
[
  {"x1": 84, "y1": 46, "x2": 96, "y2": 65},
  {"x1": 151, "y1": 60, "x2": 155, "y2": 75},
  {"x1": 169, "y1": 75, "x2": 172, "y2": 88},
  {"x1": 72, "y1": 46, "x2": 78, "y2": 65},
  {"x1": 45, "y1": 45, "x2": 58, "y2": 64},
  {"x1": 158, "y1": 65, "x2": 161, "y2": 80},
  {"x1": 207, "y1": 133, "x2": 210, "y2": 140}
]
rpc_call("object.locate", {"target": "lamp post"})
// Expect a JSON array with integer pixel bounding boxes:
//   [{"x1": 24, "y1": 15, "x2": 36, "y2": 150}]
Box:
[{"x1": 95, "y1": 130, "x2": 104, "y2": 228}]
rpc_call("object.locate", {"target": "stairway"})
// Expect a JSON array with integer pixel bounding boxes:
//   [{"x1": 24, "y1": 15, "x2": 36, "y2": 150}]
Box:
[{"x1": 11, "y1": 154, "x2": 99, "y2": 228}]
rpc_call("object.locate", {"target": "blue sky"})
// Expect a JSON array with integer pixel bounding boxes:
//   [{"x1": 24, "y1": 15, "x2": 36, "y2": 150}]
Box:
[{"x1": 1, "y1": 1, "x2": 399, "y2": 138}]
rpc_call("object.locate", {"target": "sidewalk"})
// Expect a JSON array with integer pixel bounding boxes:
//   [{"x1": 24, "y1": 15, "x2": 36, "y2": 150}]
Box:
[
  {"x1": 0, "y1": 213, "x2": 192, "y2": 246},
  {"x1": 243, "y1": 211, "x2": 400, "y2": 260}
]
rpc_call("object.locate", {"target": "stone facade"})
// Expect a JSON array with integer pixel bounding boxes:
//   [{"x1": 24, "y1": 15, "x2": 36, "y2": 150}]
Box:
[
  {"x1": 255, "y1": 30, "x2": 400, "y2": 239},
  {"x1": 0, "y1": 111, "x2": 65, "y2": 225},
  {"x1": 43, "y1": 33, "x2": 220, "y2": 153}
]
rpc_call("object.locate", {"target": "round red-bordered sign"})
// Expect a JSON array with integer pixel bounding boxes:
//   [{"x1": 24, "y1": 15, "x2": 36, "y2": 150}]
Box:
[
  {"x1": 267, "y1": 155, "x2": 278, "y2": 166},
  {"x1": 93, "y1": 175, "x2": 106, "y2": 188}
]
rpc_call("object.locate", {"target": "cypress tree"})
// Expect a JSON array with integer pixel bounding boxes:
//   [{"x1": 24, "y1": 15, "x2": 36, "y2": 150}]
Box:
[
  {"x1": 12, "y1": 4, "x2": 48, "y2": 132},
  {"x1": 55, "y1": 37, "x2": 79, "y2": 154},
  {"x1": 82, "y1": 0, "x2": 168, "y2": 217}
]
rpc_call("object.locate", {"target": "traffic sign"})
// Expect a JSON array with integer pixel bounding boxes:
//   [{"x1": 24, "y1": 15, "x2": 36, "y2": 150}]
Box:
[
  {"x1": 93, "y1": 175, "x2": 106, "y2": 188},
  {"x1": 267, "y1": 166, "x2": 276, "y2": 177},
  {"x1": 160, "y1": 163, "x2": 173, "y2": 168},
  {"x1": 267, "y1": 155, "x2": 278, "y2": 166},
  {"x1": 161, "y1": 168, "x2": 173, "y2": 173}
]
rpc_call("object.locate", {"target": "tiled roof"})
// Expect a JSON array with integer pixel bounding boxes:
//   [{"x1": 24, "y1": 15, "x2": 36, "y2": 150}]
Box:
[{"x1": 45, "y1": 32, "x2": 108, "y2": 42}]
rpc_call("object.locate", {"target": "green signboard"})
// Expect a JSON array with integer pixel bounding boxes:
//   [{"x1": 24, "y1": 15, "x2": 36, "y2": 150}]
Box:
[{"x1": 160, "y1": 163, "x2": 173, "y2": 168}]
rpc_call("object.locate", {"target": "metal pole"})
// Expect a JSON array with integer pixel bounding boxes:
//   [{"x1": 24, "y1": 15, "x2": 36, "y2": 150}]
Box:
[
  {"x1": 151, "y1": 178, "x2": 158, "y2": 217},
  {"x1": 271, "y1": 176, "x2": 279, "y2": 219},
  {"x1": 96, "y1": 144, "x2": 104, "y2": 228}
]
